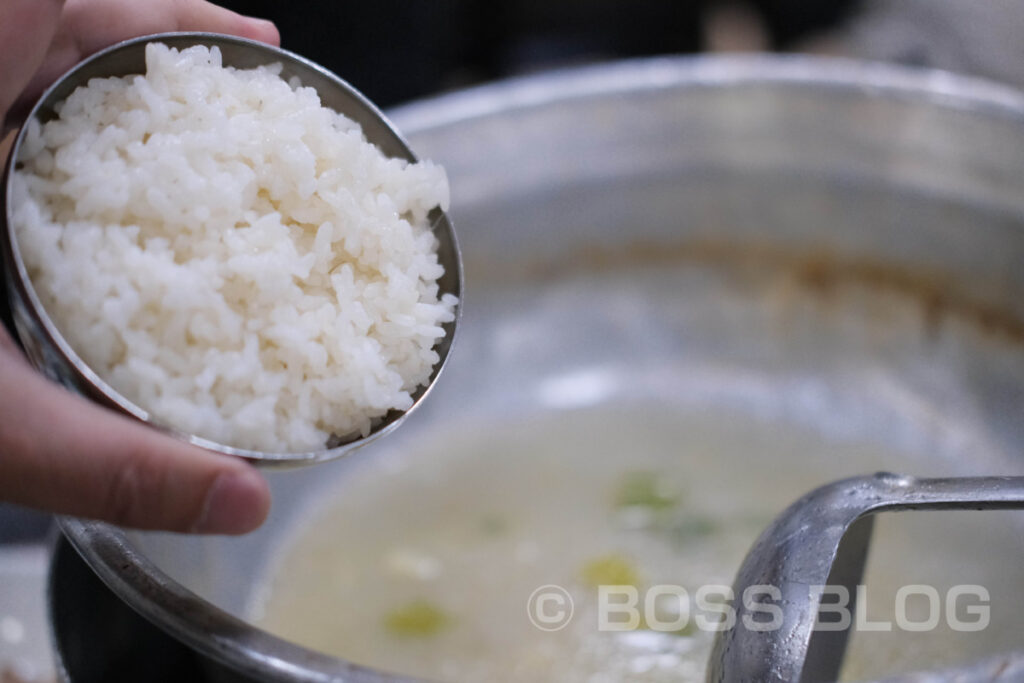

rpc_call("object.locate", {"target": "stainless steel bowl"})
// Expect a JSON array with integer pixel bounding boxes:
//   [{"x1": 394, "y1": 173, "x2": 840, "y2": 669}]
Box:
[
  {"x1": 0, "y1": 32, "x2": 463, "y2": 465},
  {"x1": 53, "y1": 56, "x2": 1024, "y2": 682}
]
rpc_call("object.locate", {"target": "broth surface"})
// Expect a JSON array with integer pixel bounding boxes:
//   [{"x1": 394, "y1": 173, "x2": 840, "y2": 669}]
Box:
[{"x1": 252, "y1": 405, "x2": 1024, "y2": 682}]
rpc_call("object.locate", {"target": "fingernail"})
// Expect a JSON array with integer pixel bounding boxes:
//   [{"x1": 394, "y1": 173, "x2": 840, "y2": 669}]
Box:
[
  {"x1": 244, "y1": 17, "x2": 280, "y2": 45},
  {"x1": 193, "y1": 469, "x2": 270, "y2": 534},
  {"x1": 248, "y1": 17, "x2": 276, "y2": 31}
]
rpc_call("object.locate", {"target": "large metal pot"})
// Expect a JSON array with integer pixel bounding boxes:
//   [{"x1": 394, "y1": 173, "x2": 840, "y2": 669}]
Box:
[{"x1": 52, "y1": 56, "x2": 1024, "y2": 682}]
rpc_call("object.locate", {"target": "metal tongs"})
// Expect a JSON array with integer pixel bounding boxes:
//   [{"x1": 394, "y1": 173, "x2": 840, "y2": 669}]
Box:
[{"x1": 707, "y1": 473, "x2": 1024, "y2": 683}]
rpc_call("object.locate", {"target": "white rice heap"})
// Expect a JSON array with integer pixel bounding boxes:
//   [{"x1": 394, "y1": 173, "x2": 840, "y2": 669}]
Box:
[{"x1": 12, "y1": 43, "x2": 457, "y2": 453}]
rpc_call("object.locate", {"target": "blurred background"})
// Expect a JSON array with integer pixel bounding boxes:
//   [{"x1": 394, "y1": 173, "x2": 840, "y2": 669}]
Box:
[{"x1": 223, "y1": 0, "x2": 1024, "y2": 107}]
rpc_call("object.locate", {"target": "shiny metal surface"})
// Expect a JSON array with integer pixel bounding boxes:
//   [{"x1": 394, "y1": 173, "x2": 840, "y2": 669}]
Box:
[
  {"x1": 51, "y1": 56, "x2": 1024, "y2": 682},
  {"x1": 707, "y1": 473, "x2": 1024, "y2": 683},
  {"x1": 53, "y1": 524, "x2": 406, "y2": 683},
  {"x1": 0, "y1": 32, "x2": 463, "y2": 465}
]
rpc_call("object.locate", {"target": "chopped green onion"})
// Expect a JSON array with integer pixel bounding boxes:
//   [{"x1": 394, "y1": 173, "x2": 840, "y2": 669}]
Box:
[
  {"x1": 580, "y1": 553, "x2": 641, "y2": 588},
  {"x1": 384, "y1": 600, "x2": 452, "y2": 638},
  {"x1": 614, "y1": 471, "x2": 679, "y2": 513}
]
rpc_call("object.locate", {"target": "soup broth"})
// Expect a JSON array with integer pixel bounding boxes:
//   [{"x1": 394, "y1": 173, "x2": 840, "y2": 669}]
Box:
[{"x1": 251, "y1": 405, "x2": 1024, "y2": 681}]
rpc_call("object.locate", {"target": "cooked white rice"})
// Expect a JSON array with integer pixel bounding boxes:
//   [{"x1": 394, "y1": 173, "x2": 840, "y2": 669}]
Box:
[{"x1": 12, "y1": 43, "x2": 457, "y2": 453}]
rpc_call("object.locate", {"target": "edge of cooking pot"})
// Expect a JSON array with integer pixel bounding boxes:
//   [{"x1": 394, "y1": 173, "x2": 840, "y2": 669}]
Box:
[
  {"x1": 389, "y1": 53, "x2": 1024, "y2": 134},
  {"x1": 56, "y1": 516, "x2": 421, "y2": 682}
]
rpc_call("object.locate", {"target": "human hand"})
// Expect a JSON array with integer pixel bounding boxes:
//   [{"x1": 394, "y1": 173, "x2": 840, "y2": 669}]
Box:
[
  {"x1": 1, "y1": 0, "x2": 279, "y2": 130},
  {"x1": 0, "y1": 0, "x2": 277, "y2": 533}
]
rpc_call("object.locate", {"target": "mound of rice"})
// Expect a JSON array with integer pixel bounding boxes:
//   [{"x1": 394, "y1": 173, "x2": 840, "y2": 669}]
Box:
[{"x1": 11, "y1": 43, "x2": 457, "y2": 453}]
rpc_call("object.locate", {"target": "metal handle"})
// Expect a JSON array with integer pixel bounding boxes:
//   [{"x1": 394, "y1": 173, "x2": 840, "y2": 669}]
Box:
[{"x1": 707, "y1": 473, "x2": 1024, "y2": 683}]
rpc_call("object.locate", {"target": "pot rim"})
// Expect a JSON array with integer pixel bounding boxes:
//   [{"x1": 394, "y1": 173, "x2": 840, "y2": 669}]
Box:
[{"x1": 389, "y1": 52, "x2": 1024, "y2": 135}]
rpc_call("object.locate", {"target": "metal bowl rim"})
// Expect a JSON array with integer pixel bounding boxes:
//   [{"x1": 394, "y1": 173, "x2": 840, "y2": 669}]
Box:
[{"x1": 2, "y1": 31, "x2": 464, "y2": 465}]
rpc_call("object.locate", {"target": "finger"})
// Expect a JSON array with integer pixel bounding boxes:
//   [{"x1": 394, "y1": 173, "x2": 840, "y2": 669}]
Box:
[
  {"x1": 10, "y1": 0, "x2": 280, "y2": 126},
  {"x1": 0, "y1": 0, "x2": 64, "y2": 126},
  {"x1": 0, "y1": 331, "x2": 271, "y2": 534},
  {"x1": 173, "y1": 0, "x2": 280, "y2": 47},
  {"x1": 59, "y1": 0, "x2": 280, "y2": 59}
]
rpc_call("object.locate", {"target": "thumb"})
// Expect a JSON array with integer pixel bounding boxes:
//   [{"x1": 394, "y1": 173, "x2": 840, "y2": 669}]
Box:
[
  {"x1": 172, "y1": 0, "x2": 280, "y2": 46},
  {"x1": 0, "y1": 0, "x2": 64, "y2": 123},
  {"x1": 7, "y1": 0, "x2": 280, "y2": 131},
  {"x1": 0, "y1": 331, "x2": 270, "y2": 534}
]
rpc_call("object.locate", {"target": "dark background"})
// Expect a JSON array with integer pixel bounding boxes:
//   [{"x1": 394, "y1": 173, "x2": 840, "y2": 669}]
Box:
[{"x1": 220, "y1": 0, "x2": 861, "y2": 107}]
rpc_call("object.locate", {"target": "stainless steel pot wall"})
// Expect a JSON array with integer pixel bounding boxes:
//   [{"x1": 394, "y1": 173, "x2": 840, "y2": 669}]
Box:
[{"x1": 54, "y1": 56, "x2": 1024, "y2": 682}]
